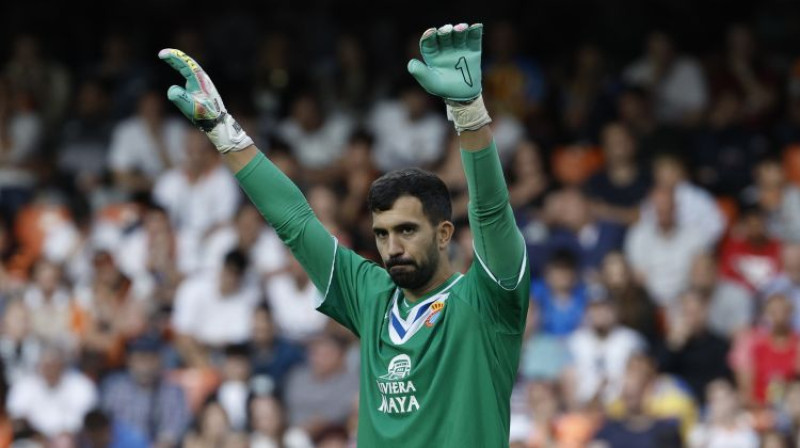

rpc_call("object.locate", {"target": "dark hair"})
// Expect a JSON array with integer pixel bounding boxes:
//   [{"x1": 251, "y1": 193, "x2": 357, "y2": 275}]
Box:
[
  {"x1": 367, "y1": 168, "x2": 452, "y2": 225},
  {"x1": 83, "y1": 409, "x2": 111, "y2": 432},
  {"x1": 546, "y1": 248, "x2": 578, "y2": 271},
  {"x1": 223, "y1": 249, "x2": 250, "y2": 276}
]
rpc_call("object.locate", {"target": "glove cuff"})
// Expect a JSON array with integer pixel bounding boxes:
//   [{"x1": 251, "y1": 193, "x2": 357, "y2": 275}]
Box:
[
  {"x1": 206, "y1": 113, "x2": 254, "y2": 154},
  {"x1": 445, "y1": 95, "x2": 492, "y2": 134}
]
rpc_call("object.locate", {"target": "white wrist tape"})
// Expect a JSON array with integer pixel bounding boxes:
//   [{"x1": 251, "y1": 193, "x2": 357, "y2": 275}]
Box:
[
  {"x1": 445, "y1": 95, "x2": 492, "y2": 134},
  {"x1": 206, "y1": 113, "x2": 254, "y2": 154}
]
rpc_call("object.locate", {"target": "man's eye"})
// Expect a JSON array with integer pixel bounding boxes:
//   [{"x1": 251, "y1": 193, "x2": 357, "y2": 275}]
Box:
[{"x1": 401, "y1": 228, "x2": 415, "y2": 235}]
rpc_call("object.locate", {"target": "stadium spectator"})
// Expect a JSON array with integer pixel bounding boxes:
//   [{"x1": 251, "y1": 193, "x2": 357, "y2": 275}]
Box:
[
  {"x1": 623, "y1": 31, "x2": 708, "y2": 126},
  {"x1": 200, "y1": 202, "x2": 287, "y2": 277},
  {"x1": 519, "y1": 302, "x2": 570, "y2": 382},
  {"x1": 660, "y1": 290, "x2": 733, "y2": 405},
  {"x1": 248, "y1": 394, "x2": 313, "y2": 448},
  {"x1": 625, "y1": 186, "x2": 707, "y2": 308},
  {"x1": 171, "y1": 249, "x2": 261, "y2": 366},
  {"x1": 531, "y1": 249, "x2": 590, "y2": 336},
  {"x1": 605, "y1": 353, "x2": 697, "y2": 440},
  {"x1": 114, "y1": 203, "x2": 191, "y2": 301},
  {"x1": 532, "y1": 187, "x2": 626, "y2": 279},
  {"x1": 741, "y1": 156, "x2": 800, "y2": 243},
  {"x1": 0, "y1": 299, "x2": 40, "y2": 385},
  {"x1": 182, "y1": 400, "x2": 233, "y2": 448},
  {"x1": 276, "y1": 91, "x2": 353, "y2": 178},
  {"x1": 152, "y1": 128, "x2": 241, "y2": 241},
  {"x1": 367, "y1": 79, "x2": 448, "y2": 173},
  {"x1": 7, "y1": 344, "x2": 98, "y2": 437},
  {"x1": 688, "y1": 251, "x2": 754, "y2": 338},
  {"x1": 557, "y1": 43, "x2": 617, "y2": 143},
  {"x1": 212, "y1": 344, "x2": 252, "y2": 431},
  {"x1": 483, "y1": 20, "x2": 547, "y2": 122},
  {"x1": 584, "y1": 122, "x2": 651, "y2": 226},
  {"x1": 54, "y1": 78, "x2": 114, "y2": 191},
  {"x1": 265, "y1": 254, "x2": 328, "y2": 343},
  {"x1": 246, "y1": 305, "x2": 306, "y2": 396},
  {"x1": 100, "y1": 334, "x2": 190, "y2": 448},
  {"x1": 506, "y1": 139, "x2": 550, "y2": 212},
  {"x1": 2, "y1": 34, "x2": 70, "y2": 131},
  {"x1": 108, "y1": 88, "x2": 188, "y2": 194},
  {"x1": 284, "y1": 331, "x2": 358, "y2": 438},
  {"x1": 564, "y1": 290, "x2": 646, "y2": 406},
  {"x1": 76, "y1": 409, "x2": 149, "y2": 448},
  {"x1": 718, "y1": 203, "x2": 783, "y2": 292},
  {"x1": 23, "y1": 258, "x2": 77, "y2": 346},
  {"x1": 762, "y1": 243, "x2": 800, "y2": 332},
  {"x1": 599, "y1": 251, "x2": 661, "y2": 345},
  {"x1": 687, "y1": 378, "x2": 759, "y2": 448},
  {"x1": 731, "y1": 292, "x2": 800, "y2": 407},
  {"x1": 640, "y1": 151, "x2": 726, "y2": 246},
  {"x1": 0, "y1": 76, "x2": 42, "y2": 227}
]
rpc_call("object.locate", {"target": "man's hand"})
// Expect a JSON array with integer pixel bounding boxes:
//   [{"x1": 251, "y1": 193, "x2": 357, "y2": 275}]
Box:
[
  {"x1": 158, "y1": 48, "x2": 253, "y2": 153},
  {"x1": 408, "y1": 23, "x2": 491, "y2": 134},
  {"x1": 407, "y1": 23, "x2": 483, "y2": 102}
]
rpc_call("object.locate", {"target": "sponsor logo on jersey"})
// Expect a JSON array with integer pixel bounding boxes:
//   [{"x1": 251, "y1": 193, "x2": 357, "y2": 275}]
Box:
[
  {"x1": 424, "y1": 301, "x2": 445, "y2": 327},
  {"x1": 377, "y1": 354, "x2": 420, "y2": 414},
  {"x1": 380, "y1": 354, "x2": 412, "y2": 380}
]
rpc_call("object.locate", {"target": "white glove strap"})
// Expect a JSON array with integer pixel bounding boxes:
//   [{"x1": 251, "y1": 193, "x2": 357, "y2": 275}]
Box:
[
  {"x1": 206, "y1": 113, "x2": 254, "y2": 154},
  {"x1": 445, "y1": 95, "x2": 492, "y2": 134}
]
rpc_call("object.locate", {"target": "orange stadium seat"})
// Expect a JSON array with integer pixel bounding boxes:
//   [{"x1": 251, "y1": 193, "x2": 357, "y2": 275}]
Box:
[
  {"x1": 783, "y1": 144, "x2": 800, "y2": 187},
  {"x1": 715, "y1": 196, "x2": 739, "y2": 232},
  {"x1": 167, "y1": 367, "x2": 222, "y2": 413},
  {"x1": 7, "y1": 204, "x2": 71, "y2": 279},
  {"x1": 551, "y1": 145, "x2": 605, "y2": 186}
]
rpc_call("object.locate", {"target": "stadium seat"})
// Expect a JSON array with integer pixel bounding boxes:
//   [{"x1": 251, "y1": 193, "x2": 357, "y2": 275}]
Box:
[
  {"x1": 551, "y1": 144, "x2": 605, "y2": 186},
  {"x1": 167, "y1": 367, "x2": 222, "y2": 413},
  {"x1": 783, "y1": 143, "x2": 800, "y2": 187},
  {"x1": 7, "y1": 204, "x2": 72, "y2": 278}
]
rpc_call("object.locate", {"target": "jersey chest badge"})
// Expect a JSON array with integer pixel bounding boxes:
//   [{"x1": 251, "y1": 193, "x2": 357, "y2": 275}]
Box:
[{"x1": 424, "y1": 301, "x2": 445, "y2": 327}]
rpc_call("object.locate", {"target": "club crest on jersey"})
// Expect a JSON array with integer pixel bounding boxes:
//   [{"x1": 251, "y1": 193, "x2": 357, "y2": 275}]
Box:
[{"x1": 424, "y1": 301, "x2": 445, "y2": 327}]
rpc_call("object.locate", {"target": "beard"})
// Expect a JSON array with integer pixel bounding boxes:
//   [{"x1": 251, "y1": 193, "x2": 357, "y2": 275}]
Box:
[{"x1": 385, "y1": 244, "x2": 439, "y2": 291}]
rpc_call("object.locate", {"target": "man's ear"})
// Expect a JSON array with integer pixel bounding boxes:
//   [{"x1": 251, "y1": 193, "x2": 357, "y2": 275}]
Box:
[{"x1": 437, "y1": 221, "x2": 455, "y2": 250}]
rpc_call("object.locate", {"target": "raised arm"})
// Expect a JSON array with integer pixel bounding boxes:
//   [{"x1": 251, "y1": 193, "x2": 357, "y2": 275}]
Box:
[
  {"x1": 157, "y1": 49, "x2": 336, "y2": 294},
  {"x1": 408, "y1": 24, "x2": 527, "y2": 289}
]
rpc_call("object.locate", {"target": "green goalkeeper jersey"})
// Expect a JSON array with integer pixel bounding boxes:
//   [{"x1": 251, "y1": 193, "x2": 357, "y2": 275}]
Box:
[{"x1": 236, "y1": 141, "x2": 529, "y2": 447}]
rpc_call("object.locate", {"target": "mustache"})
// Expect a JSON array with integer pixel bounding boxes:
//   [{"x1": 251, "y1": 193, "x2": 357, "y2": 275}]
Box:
[{"x1": 385, "y1": 258, "x2": 416, "y2": 269}]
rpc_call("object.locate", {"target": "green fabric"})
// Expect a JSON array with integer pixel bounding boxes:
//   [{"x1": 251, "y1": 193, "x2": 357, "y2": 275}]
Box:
[
  {"x1": 234, "y1": 143, "x2": 531, "y2": 447},
  {"x1": 461, "y1": 142, "x2": 528, "y2": 292},
  {"x1": 235, "y1": 152, "x2": 337, "y2": 296},
  {"x1": 407, "y1": 24, "x2": 483, "y2": 101}
]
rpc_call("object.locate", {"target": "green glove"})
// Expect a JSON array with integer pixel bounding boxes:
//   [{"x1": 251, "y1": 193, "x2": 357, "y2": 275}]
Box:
[
  {"x1": 158, "y1": 48, "x2": 253, "y2": 153},
  {"x1": 407, "y1": 23, "x2": 484, "y2": 102}
]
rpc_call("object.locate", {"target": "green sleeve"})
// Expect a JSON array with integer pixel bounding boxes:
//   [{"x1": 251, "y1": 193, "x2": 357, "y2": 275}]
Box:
[
  {"x1": 235, "y1": 152, "x2": 390, "y2": 335},
  {"x1": 460, "y1": 141, "x2": 528, "y2": 291}
]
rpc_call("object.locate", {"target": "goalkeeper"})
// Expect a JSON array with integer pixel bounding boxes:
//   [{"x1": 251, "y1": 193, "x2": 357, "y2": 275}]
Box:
[{"x1": 160, "y1": 22, "x2": 529, "y2": 447}]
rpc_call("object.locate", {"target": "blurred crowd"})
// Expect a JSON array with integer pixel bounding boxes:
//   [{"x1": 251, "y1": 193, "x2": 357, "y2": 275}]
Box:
[{"x1": 4, "y1": 7, "x2": 800, "y2": 448}]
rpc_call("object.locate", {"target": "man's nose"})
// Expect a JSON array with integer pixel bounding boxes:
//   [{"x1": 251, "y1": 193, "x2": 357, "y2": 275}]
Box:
[{"x1": 387, "y1": 234, "x2": 404, "y2": 257}]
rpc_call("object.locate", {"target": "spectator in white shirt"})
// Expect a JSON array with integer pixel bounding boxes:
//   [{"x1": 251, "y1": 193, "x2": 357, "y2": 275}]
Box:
[
  {"x1": 172, "y1": 249, "x2": 262, "y2": 366},
  {"x1": 564, "y1": 291, "x2": 646, "y2": 406},
  {"x1": 688, "y1": 378, "x2": 759, "y2": 448},
  {"x1": 265, "y1": 254, "x2": 328, "y2": 343},
  {"x1": 639, "y1": 151, "x2": 726, "y2": 247},
  {"x1": 7, "y1": 344, "x2": 98, "y2": 438},
  {"x1": 626, "y1": 186, "x2": 707, "y2": 309},
  {"x1": 108, "y1": 89, "x2": 188, "y2": 194},
  {"x1": 623, "y1": 31, "x2": 708, "y2": 125},
  {"x1": 201, "y1": 203, "x2": 287, "y2": 277},
  {"x1": 368, "y1": 80, "x2": 448, "y2": 173},
  {"x1": 276, "y1": 91, "x2": 353, "y2": 179},
  {"x1": 23, "y1": 259, "x2": 75, "y2": 346},
  {"x1": 152, "y1": 128, "x2": 241, "y2": 240}
]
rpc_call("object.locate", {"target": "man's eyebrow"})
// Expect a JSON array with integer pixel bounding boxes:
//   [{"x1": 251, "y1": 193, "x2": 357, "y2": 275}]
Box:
[{"x1": 372, "y1": 221, "x2": 420, "y2": 231}]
